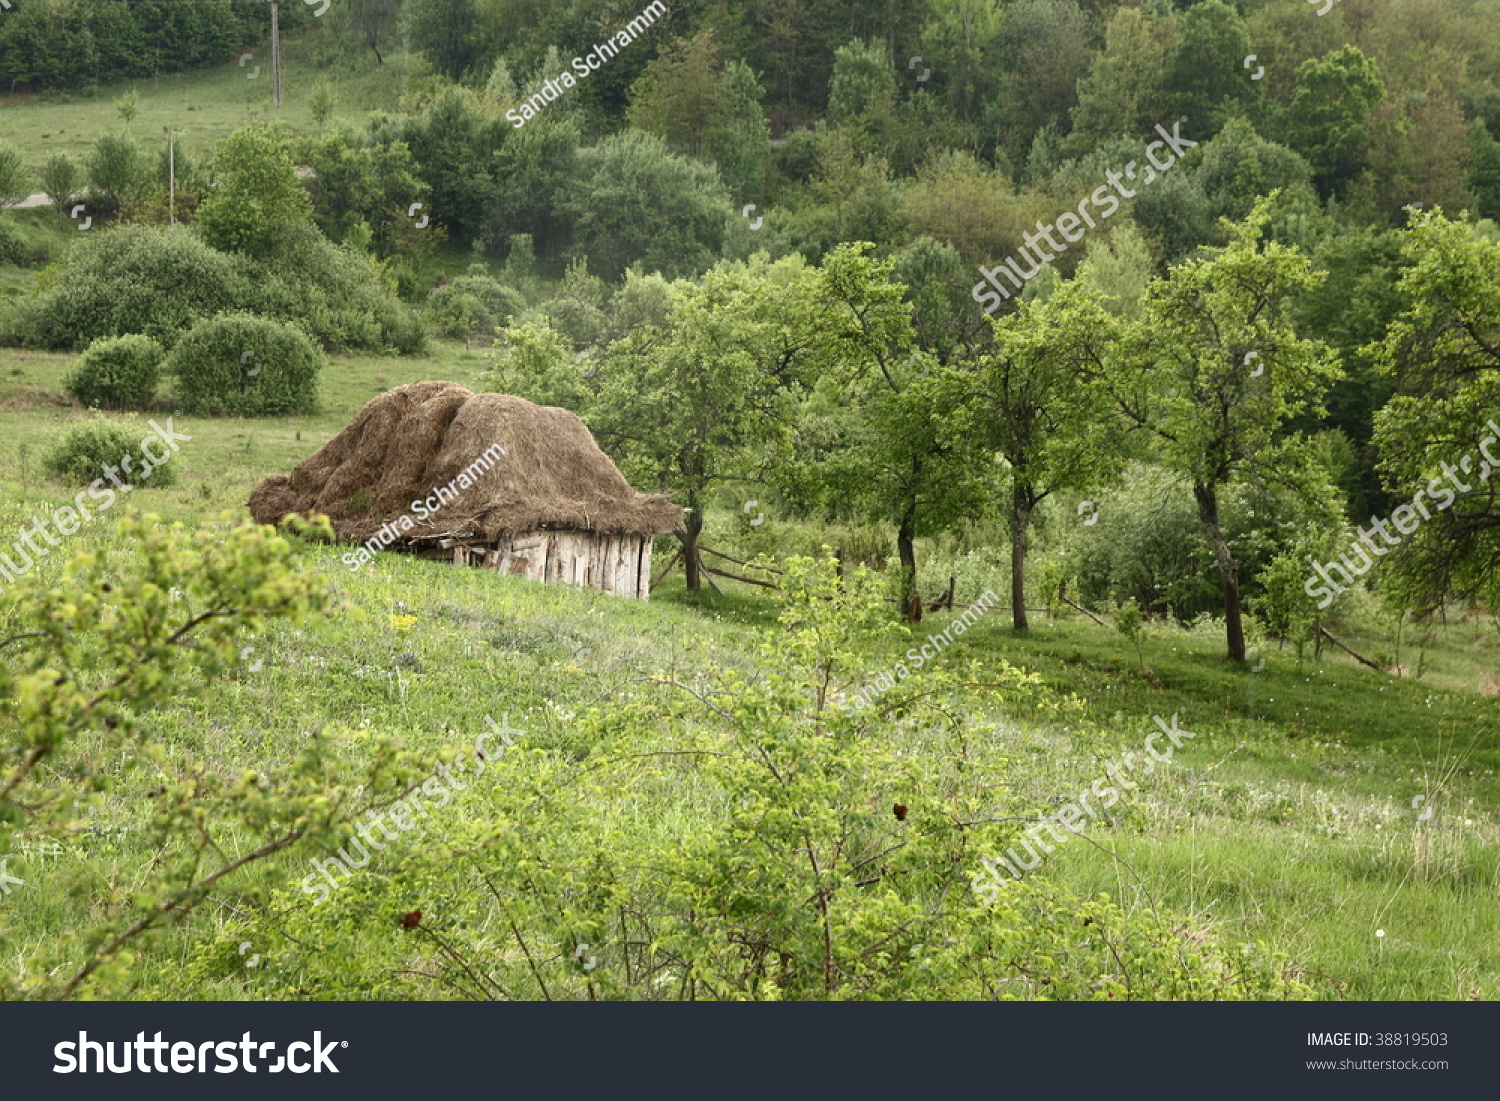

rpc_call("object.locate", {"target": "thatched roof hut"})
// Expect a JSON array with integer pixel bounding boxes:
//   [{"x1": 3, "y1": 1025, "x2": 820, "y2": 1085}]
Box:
[{"x1": 249, "y1": 381, "x2": 681, "y2": 599}]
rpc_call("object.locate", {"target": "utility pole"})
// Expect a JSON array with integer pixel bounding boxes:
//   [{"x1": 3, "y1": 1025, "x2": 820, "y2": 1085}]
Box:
[
  {"x1": 165, "y1": 126, "x2": 175, "y2": 225},
  {"x1": 270, "y1": 0, "x2": 283, "y2": 108}
]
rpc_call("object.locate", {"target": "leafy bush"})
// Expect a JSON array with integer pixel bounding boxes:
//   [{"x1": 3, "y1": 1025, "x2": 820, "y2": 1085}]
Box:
[
  {"x1": 167, "y1": 314, "x2": 323, "y2": 415},
  {"x1": 240, "y1": 222, "x2": 426, "y2": 354},
  {"x1": 9, "y1": 225, "x2": 245, "y2": 350},
  {"x1": 7, "y1": 222, "x2": 422, "y2": 356},
  {"x1": 44, "y1": 416, "x2": 177, "y2": 488},
  {"x1": 0, "y1": 515, "x2": 349, "y2": 1000},
  {"x1": 254, "y1": 555, "x2": 1309, "y2": 1001},
  {"x1": 64, "y1": 334, "x2": 165, "y2": 409},
  {"x1": 427, "y1": 268, "x2": 527, "y2": 339}
]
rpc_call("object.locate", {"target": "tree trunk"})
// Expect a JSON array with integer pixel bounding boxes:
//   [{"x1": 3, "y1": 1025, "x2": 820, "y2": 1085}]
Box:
[
  {"x1": 680, "y1": 507, "x2": 705, "y2": 592},
  {"x1": 1193, "y1": 482, "x2": 1246, "y2": 662},
  {"x1": 897, "y1": 518, "x2": 922, "y2": 622},
  {"x1": 1010, "y1": 484, "x2": 1035, "y2": 632}
]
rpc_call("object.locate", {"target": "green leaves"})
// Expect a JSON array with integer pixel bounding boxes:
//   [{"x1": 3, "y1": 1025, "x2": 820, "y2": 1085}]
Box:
[
  {"x1": 1367, "y1": 209, "x2": 1500, "y2": 608},
  {"x1": 167, "y1": 313, "x2": 324, "y2": 416},
  {"x1": 198, "y1": 124, "x2": 314, "y2": 260},
  {"x1": 0, "y1": 513, "x2": 355, "y2": 999},
  {"x1": 320, "y1": 553, "x2": 1305, "y2": 1001},
  {"x1": 1283, "y1": 46, "x2": 1387, "y2": 200}
]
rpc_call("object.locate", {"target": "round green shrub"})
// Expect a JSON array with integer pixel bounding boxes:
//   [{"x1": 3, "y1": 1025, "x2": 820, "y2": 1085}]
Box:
[
  {"x1": 12, "y1": 225, "x2": 246, "y2": 350},
  {"x1": 8, "y1": 222, "x2": 423, "y2": 357},
  {"x1": 427, "y1": 272, "x2": 527, "y2": 339},
  {"x1": 166, "y1": 314, "x2": 324, "y2": 415},
  {"x1": 240, "y1": 222, "x2": 426, "y2": 354},
  {"x1": 44, "y1": 416, "x2": 179, "y2": 488},
  {"x1": 64, "y1": 334, "x2": 165, "y2": 409}
]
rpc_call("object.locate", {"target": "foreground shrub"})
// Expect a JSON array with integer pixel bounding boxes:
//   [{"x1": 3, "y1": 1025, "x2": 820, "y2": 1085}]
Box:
[
  {"x1": 0, "y1": 514, "x2": 368, "y2": 1000},
  {"x1": 167, "y1": 314, "x2": 323, "y2": 415},
  {"x1": 64, "y1": 334, "x2": 164, "y2": 409},
  {"x1": 44, "y1": 416, "x2": 177, "y2": 488},
  {"x1": 251, "y1": 555, "x2": 1311, "y2": 1001}
]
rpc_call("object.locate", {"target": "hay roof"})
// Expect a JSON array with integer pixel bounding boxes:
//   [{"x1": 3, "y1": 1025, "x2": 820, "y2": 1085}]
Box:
[{"x1": 248, "y1": 382, "x2": 682, "y2": 545}]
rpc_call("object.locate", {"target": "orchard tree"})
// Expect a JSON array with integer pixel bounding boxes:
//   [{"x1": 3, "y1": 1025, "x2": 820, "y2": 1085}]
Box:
[
  {"x1": 891, "y1": 234, "x2": 983, "y2": 362},
  {"x1": 1368, "y1": 209, "x2": 1500, "y2": 609},
  {"x1": 591, "y1": 254, "x2": 822, "y2": 590},
  {"x1": 1099, "y1": 198, "x2": 1341, "y2": 662},
  {"x1": 956, "y1": 281, "x2": 1124, "y2": 630},
  {"x1": 790, "y1": 244, "x2": 990, "y2": 621}
]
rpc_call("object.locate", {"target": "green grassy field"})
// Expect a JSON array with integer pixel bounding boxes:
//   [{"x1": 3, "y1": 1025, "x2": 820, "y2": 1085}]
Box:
[
  {"x1": 0, "y1": 37, "x2": 412, "y2": 175},
  {"x1": 0, "y1": 348, "x2": 1496, "y2": 999}
]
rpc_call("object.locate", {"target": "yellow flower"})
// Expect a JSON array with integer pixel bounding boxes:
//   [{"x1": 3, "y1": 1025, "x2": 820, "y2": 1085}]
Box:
[{"x1": 389, "y1": 614, "x2": 418, "y2": 631}]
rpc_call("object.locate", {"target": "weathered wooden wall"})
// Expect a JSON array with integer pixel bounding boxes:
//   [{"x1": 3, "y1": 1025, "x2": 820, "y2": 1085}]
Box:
[{"x1": 449, "y1": 530, "x2": 654, "y2": 599}]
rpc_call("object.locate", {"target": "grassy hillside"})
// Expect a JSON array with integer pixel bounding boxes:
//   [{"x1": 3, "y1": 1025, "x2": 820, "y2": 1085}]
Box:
[
  {"x1": 0, "y1": 38, "x2": 410, "y2": 175},
  {"x1": 0, "y1": 349, "x2": 1496, "y2": 999}
]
